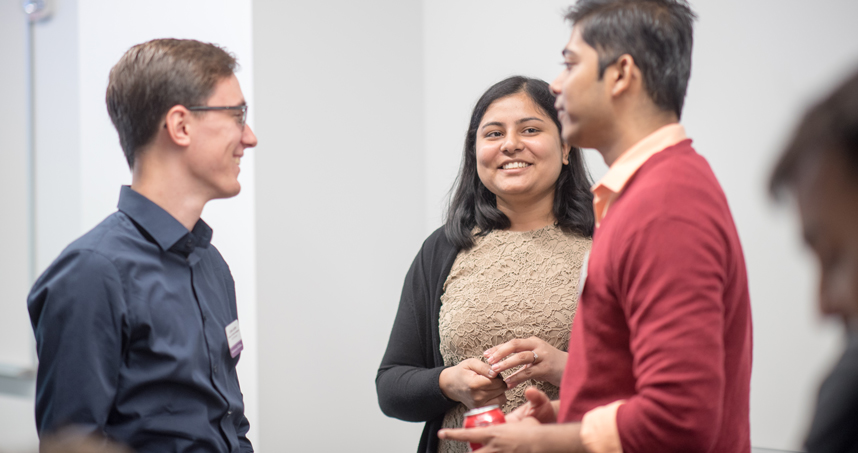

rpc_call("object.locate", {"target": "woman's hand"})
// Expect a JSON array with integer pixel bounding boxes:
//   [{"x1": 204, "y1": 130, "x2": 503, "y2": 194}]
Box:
[
  {"x1": 483, "y1": 337, "x2": 567, "y2": 388},
  {"x1": 439, "y1": 358, "x2": 508, "y2": 410}
]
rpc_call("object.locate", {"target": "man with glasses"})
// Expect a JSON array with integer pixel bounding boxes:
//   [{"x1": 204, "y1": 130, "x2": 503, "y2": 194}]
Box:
[{"x1": 28, "y1": 38, "x2": 257, "y2": 452}]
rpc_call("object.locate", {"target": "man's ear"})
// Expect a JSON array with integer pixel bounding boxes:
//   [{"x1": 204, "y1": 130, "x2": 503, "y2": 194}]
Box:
[
  {"x1": 607, "y1": 54, "x2": 637, "y2": 98},
  {"x1": 164, "y1": 105, "x2": 192, "y2": 147}
]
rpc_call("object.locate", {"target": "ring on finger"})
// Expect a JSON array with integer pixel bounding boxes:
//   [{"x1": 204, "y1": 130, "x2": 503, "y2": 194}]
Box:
[{"x1": 532, "y1": 351, "x2": 539, "y2": 363}]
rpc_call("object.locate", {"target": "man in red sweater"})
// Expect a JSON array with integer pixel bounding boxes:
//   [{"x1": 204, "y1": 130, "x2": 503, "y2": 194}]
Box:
[{"x1": 439, "y1": 1, "x2": 753, "y2": 452}]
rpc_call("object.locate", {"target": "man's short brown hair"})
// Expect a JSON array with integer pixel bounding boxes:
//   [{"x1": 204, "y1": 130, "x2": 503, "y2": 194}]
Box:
[{"x1": 106, "y1": 38, "x2": 238, "y2": 168}]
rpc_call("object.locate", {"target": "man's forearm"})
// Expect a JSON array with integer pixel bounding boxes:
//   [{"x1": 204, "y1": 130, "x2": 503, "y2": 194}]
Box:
[{"x1": 533, "y1": 423, "x2": 587, "y2": 453}]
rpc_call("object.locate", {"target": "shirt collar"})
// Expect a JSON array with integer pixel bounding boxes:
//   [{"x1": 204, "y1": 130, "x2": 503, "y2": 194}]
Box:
[
  {"x1": 591, "y1": 123, "x2": 688, "y2": 226},
  {"x1": 117, "y1": 185, "x2": 213, "y2": 254},
  {"x1": 594, "y1": 123, "x2": 687, "y2": 194}
]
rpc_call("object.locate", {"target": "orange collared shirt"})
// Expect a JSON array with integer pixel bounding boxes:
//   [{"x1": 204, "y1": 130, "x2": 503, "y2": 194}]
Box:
[{"x1": 592, "y1": 124, "x2": 688, "y2": 227}]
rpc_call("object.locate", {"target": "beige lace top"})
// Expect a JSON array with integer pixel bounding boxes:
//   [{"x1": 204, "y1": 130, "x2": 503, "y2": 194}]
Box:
[{"x1": 437, "y1": 224, "x2": 591, "y2": 453}]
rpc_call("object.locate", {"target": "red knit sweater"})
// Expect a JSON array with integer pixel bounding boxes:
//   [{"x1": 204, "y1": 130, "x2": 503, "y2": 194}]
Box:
[{"x1": 558, "y1": 140, "x2": 752, "y2": 452}]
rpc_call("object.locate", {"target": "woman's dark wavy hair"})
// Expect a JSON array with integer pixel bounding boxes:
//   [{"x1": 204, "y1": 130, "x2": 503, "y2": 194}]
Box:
[{"x1": 445, "y1": 76, "x2": 595, "y2": 249}]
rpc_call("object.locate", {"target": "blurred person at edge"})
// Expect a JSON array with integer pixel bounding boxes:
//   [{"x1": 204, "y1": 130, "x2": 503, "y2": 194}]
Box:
[
  {"x1": 439, "y1": 1, "x2": 753, "y2": 452},
  {"x1": 27, "y1": 39, "x2": 257, "y2": 452},
  {"x1": 40, "y1": 429, "x2": 134, "y2": 453},
  {"x1": 376, "y1": 76, "x2": 595, "y2": 453},
  {"x1": 770, "y1": 68, "x2": 858, "y2": 453}
]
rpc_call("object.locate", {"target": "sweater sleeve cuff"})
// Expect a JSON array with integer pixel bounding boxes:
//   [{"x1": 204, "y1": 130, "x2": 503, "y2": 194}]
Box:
[{"x1": 580, "y1": 400, "x2": 625, "y2": 453}]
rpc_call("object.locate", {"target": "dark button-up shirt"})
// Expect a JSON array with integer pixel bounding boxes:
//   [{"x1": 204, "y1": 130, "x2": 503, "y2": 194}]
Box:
[
  {"x1": 805, "y1": 328, "x2": 858, "y2": 452},
  {"x1": 28, "y1": 186, "x2": 252, "y2": 452}
]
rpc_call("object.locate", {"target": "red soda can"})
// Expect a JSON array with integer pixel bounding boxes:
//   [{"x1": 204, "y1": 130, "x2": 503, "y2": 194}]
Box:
[{"x1": 462, "y1": 404, "x2": 506, "y2": 451}]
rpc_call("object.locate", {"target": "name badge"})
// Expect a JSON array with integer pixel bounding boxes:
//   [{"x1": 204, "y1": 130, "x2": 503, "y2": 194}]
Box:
[
  {"x1": 577, "y1": 250, "x2": 590, "y2": 300},
  {"x1": 225, "y1": 319, "x2": 244, "y2": 358}
]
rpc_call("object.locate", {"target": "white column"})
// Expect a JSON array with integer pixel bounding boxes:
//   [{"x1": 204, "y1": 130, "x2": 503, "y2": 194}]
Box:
[
  {"x1": 0, "y1": 1, "x2": 40, "y2": 451},
  {"x1": 252, "y1": 0, "x2": 426, "y2": 451}
]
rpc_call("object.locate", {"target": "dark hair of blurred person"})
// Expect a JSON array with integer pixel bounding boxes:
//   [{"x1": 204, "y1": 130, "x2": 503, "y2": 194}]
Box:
[
  {"x1": 770, "y1": 68, "x2": 858, "y2": 453},
  {"x1": 445, "y1": 76, "x2": 594, "y2": 249}
]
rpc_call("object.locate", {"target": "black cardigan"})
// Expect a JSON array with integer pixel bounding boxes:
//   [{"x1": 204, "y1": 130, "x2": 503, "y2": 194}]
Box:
[{"x1": 376, "y1": 227, "x2": 461, "y2": 453}]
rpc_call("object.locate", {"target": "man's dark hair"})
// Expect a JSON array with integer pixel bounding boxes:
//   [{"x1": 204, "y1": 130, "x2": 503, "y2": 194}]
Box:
[
  {"x1": 106, "y1": 38, "x2": 238, "y2": 168},
  {"x1": 770, "y1": 69, "x2": 858, "y2": 197},
  {"x1": 565, "y1": 0, "x2": 696, "y2": 119},
  {"x1": 445, "y1": 76, "x2": 595, "y2": 249}
]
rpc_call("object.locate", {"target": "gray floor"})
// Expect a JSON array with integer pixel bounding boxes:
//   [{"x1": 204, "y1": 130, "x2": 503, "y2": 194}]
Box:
[{"x1": 753, "y1": 448, "x2": 803, "y2": 453}]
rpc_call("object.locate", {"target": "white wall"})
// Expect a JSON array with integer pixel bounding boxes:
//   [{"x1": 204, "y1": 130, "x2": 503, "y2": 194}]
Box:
[
  {"x1": 252, "y1": 0, "x2": 427, "y2": 450},
  {"x1": 250, "y1": 5, "x2": 599, "y2": 452},
  {"x1": 0, "y1": 1, "x2": 259, "y2": 450}
]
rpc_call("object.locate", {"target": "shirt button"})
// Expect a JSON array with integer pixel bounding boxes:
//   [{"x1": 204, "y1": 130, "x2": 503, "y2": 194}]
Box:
[
  {"x1": 201, "y1": 314, "x2": 207, "y2": 322},
  {"x1": 213, "y1": 365, "x2": 218, "y2": 374}
]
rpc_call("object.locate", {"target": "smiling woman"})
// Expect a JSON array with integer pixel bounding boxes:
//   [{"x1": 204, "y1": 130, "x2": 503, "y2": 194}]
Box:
[
  {"x1": 475, "y1": 92, "x2": 570, "y2": 230},
  {"x1": 376, "y1": 76, "x2": 594, "y2": 453},
  {"x1": 447, "y1": 76, "x2": 594, "y2": 248}
]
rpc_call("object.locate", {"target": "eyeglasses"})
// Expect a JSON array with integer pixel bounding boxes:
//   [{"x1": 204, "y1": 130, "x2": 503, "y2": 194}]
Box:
[{"x1": 187, "y1": 104, "x2": 248, "y2": 128}]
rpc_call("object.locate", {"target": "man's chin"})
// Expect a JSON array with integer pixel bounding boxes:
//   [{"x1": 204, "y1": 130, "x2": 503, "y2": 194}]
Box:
[
  {"x1": 561, "y1": 130, "x2": 584, "y2": 149},
  {"x1": 213, "y1": 184, "x2": 242, "y2": 200}
]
